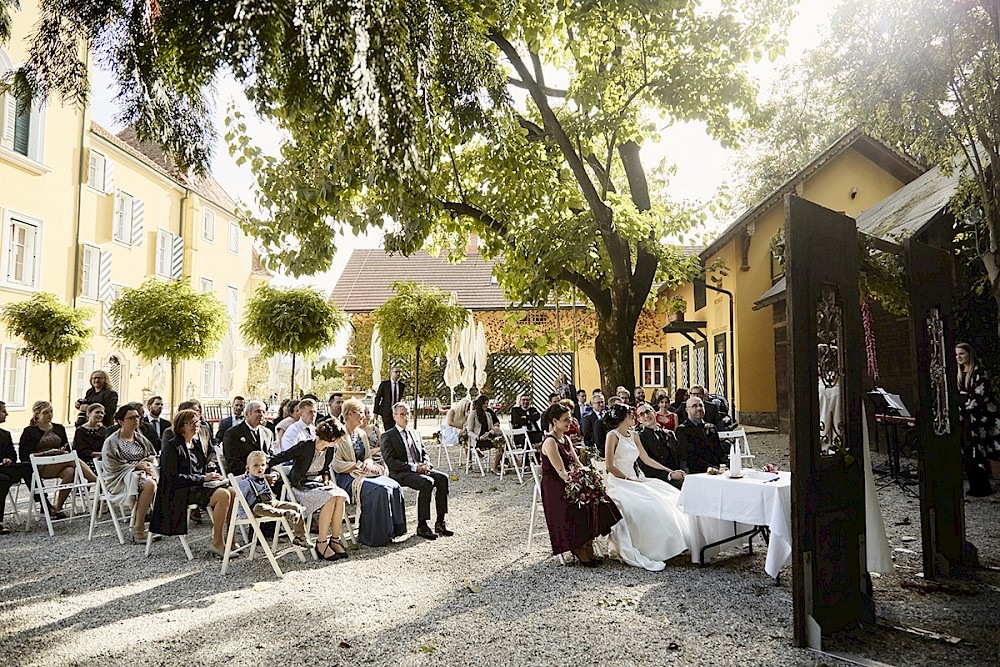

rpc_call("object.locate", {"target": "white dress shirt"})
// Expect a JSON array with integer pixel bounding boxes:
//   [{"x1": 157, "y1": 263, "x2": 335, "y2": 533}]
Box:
[{"x1": 280, "y1": 419, "x2": 316, "y2": 452}]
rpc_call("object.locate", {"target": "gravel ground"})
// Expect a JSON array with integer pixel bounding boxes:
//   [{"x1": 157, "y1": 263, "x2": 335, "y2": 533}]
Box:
[{"x1": 1, "y1": 432, "x2": 997, "y2": 667}]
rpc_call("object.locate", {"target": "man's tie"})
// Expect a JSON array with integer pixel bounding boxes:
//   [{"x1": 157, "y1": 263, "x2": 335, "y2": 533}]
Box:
[
  {"x1": 404, "y1": 430, "x2": 420, "y2": 463},
  {"x1": 392, "y1": 382, "x2": 398, "y2": 404},
  {"x1": 250, "y1": 428, "x2": 259, "y2": 447},
  {"x1": 151, "y1": 418, "x2": 160, "y2": 437}
]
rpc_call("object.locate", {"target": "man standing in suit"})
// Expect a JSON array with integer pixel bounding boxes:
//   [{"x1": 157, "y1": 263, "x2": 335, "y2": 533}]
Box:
[
  {"x1": 381, "y1": 402, "x2": 451, "y2": 540},
  {"x1": 674, "y1": 396, "x2": 726, "y2": 474},
  {"x1": 581, "y1": 393, "x2": 606, "y2": 449},
  {"x1": 145, "y1": 396, "x2": 171, "y2": 449},
  {"x1": 374, "y1": 367, "x2": 404, "y2": 431},
  {"x1": 0, "y1": 401, "x2": 31, "y2": 535},
  {"x1": 223, "y1": 400, "x2": 275, "y2": 473},
  {"x1": 636, "y1": 403, "x2": 685, "y2": 489},
  {"x1": 214, "y1": 396, "x2": 246, "y2": 445}
]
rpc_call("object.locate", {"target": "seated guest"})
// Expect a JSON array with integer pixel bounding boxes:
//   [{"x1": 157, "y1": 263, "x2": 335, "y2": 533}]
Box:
[
  {"x1": 144, "y1": 395, "x2": 171, "y2": 448},
  {"x1": 441, "y1": 398, "x2": 470, "y2": 447},
  {"x1": 159, "y1": 399, "x2": 213, "y2": 453},
  {"x1": 510, "y1": 394, "x2": 544, "y2": 446},
  {"x1": 102, "y1": 404, "x2": 158, "y2": 542},
  {"x1": 685, "y1": 386, "x2": 720, "y2": 425},
  {"x1": 213, "y1": 396, "x2": 247, "y2": 445},
  {"x1": 0, "y1": 401, "x2": 31, "y2": 535},
  {"x1": 635, "y1": 403, "x2": 685, "y2": 489},
  {"x1": 281, "y1": 398, "x2": 318, "y2": 452},
  {"x1": 674, "y1": 396, "x2": 726, "y2": 474},
  {"x1": 150, "y1": 409, "x2": 238, "y2": 557},
  {"x1": 538, "y1": 402, "x2": 620, "y2": 566},
  {"x1": 616, "y1": 386, "x2": 632, "y2": 406},
  {"x1": 382, "y1": 402, "x2": 452, "y2": 540},
  {"x1": 269, "y1": 420, "x2": 350, "y2": 561},
  {"x1": 275, "y1": 399, "x2": 302, "y2": 451},
  {"x1": 560, "y1": 399, "x2": 581, "y2": 439},
  {"x1": 333, "y1": 399, "x2": 407, "y2": 546},
  {"x1": 547, "y1": 392, "x2": 560, "y2": 406},
  {"x1": 73, "y1": 403, "x2": 108, "y2": 473},
  {"x1": 316, "y1": 393, "x2": 344, "y2": 425},
  {"x1": 20, "y1": 400, "x2": 97, "y2": 520},
  {"x1": 581, "y1": 393, "x2": 606, "y2": 449},
  {"x1": 577, "y1": 390, "x2": 592, "y2": 418},
  {"x1": 634, "y1": 387, "x2": 647, "y2": 406},
  {"x1": 271, "y1": 399, "x2": 292, "y2": 435},
  {"x1": 74, "y1": 370, "x2": 118, "y2": 427},
  {"x1": 223, "y1": 400, "x2": 275, "y2": 474},
  {"x1": 466, "y1": 394, "x2": 502, "y2": 473},
  {"x1": 669, "y1": 388, "x2": 689, "y2": 414},
  {"x1": 129, "y1": 401, "x2": 161, "y2": 450},
  {"x1": 655, "y1": 394, "x2": 677, "y2": 430},
  {"x1": 238, "y1": 450, "x2": 312, "y2": 548}
]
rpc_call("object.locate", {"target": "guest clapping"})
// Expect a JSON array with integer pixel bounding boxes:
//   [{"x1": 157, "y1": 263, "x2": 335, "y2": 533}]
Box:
[
  {"x1": 20, "y1": 400, "x2": 96, "y2": 519},
  {"x1": 102, "y1": 405, "x2": 158, "y2": 542}
]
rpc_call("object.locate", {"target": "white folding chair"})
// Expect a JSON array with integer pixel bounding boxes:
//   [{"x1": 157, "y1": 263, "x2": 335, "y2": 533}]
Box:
[
  {"x1": 463, "y1": 440, "x2": 489, "y2": 477},
  {"x1": 28, "y1": 452, "x2": 95, "y2": 536},
  {"x1": 88, "y1": 459, "x2": 131, "y2": 545},
  {"x1": 274, "y1": 465, "x2": 354, "y2": 553},
  {"x1": 222, "y1": 474, "x2": 307, "y2": 577},
  {"x1": 213, "y1": 445, "x2": 228, "y2": 476},
  {"x1": 718, "y1": 429, "x2": 754, "y2": 468},
  {"x1": 5, "y1": 485, "x2": 24, "y2": 527},
  {"x1": 526, "y1": 463, "x2": 567, "y2": 564},
  {"x1": 146, "y1": 506, "x2": 196, "y2": 561},
  {"x1": 435, "y1": 434, "x2": 455, "y2": 472},
  {"x1": 500, "y1": 428, "x2": 532, "y2": 484}
]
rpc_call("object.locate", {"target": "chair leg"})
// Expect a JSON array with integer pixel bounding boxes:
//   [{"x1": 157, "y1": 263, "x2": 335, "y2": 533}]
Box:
[
  {"x1": 179, "y1": 535, "x2": 194, "y2": 560},
  {"x1": 221, "y1": 518, "x2": 239, "y2": 575},
  {"x1": 145, "y1": 531, "x2": 154, "y2": 557}
]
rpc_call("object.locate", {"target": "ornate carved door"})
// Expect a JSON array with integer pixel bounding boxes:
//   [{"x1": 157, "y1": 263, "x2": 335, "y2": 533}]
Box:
[
  {"x1": 785, "y1": 196, "x2": 869, "y2": 648},
  {"x1": 904, "y1": 238, "x2": 968, "y2": 577}
]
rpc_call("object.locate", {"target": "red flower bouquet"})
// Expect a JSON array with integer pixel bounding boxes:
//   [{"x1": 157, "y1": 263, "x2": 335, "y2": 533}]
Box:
[{"x1": 564, "y1": 467, "x2": 608, "y2": 507}]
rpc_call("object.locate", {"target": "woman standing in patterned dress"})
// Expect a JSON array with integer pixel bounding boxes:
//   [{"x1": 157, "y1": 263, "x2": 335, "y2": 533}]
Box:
[{"x1": 956, "y1": 343, "x2": 999, "y2": 496}]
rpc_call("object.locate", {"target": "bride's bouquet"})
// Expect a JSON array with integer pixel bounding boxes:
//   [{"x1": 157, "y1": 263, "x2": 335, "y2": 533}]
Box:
[{"x1": 564, "y1": 467, "x2": 608, "y2": 507}]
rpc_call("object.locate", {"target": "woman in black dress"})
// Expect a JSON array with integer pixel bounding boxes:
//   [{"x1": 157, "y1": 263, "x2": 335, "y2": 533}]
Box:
[
  {"x1": 956, "y1": 343, "x2": 999, "y2": 496},
  {"x1": 539, "y1": 403, "x2": 620, "y2": 566}
]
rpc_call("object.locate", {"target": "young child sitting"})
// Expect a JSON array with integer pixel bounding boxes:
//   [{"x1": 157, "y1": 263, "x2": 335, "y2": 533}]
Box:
[{"x1": 239, "y1": 450, "x2": 313, "y2": 549}]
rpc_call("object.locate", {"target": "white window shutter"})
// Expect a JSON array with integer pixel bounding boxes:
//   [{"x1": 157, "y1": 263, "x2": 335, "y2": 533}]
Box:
[
  {"x1": 1, "y1": 94, "x2": 15, "y2": 150},
  {"x1": 99, "y1": 250, "x2": 113, "y2": 333},
  {"x1": 170, "y1": 234, "x2": 184, "y2": 279},
  {"x1": 103, "y1": 159, "x2": 115, "y2": 194},
  {"x1": 131, "y1": 198, "x2": 144, "y2": 246}
]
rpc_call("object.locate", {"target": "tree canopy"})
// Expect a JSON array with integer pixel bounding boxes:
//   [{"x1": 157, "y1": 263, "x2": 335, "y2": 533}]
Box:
[
  {"x1": 372, "y1": 281, "x2": 467, "y2": 360},
  {"x1": 0, "y1": 292, "x2": 93, "y2": 400}
]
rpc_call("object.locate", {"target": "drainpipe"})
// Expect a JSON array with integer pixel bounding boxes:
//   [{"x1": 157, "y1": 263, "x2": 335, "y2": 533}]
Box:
[
  {"x1": 173, "y1": 188, "x2": 189, "y2": 409},
  {"x1": 67, "y1": 43, "x2": 91, "y2": 421},
  {"x1": 702, "y1": 281, "x2": 736, "y2": 418}
]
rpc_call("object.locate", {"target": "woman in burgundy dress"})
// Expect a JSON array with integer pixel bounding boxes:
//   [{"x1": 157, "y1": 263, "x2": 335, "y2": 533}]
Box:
[{"x1": 539, "y1": 402, "x2": 621, "y2": 566}]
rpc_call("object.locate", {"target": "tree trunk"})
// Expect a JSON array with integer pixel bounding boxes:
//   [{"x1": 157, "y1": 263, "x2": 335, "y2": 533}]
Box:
[
  {"x1": 592, "y1": 301, "x2": 642, "y2": 395},
  {"x1": 48, "y1": 361, "x2": 53, "y2": 403},
  {"x1": 290, "y1": 353, "x2": 297, "y2": 398},
  {"x1": 982, "y1": 249, "x2": 1000, "y2": 339},
  {"x1": 170, "y1": 358, "x2": 177, "y2": 410},
  {"x1": 413, "y1": 345, "x2": 421, "y2": 429}
]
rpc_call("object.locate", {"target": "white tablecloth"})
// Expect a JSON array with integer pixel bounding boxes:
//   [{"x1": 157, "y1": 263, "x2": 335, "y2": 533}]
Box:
[{"x1": 677, "y1": 470, "x2": 793, "y2": 577}]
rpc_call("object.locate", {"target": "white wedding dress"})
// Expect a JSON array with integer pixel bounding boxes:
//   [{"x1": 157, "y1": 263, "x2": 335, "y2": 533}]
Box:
[{"x1": 605, "y1": 429, "x2": 691, "y2": 571}]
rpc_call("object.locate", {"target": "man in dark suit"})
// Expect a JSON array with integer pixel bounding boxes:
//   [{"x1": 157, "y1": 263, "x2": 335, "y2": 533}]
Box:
[
  {"x1": 222, "y1": 400, "x2": 275, "y2": 474},
  {"x1": 510, "y1": 394, "x2": 543, "y2": 446},
  {"x1": 145, "y1": 396, "x2": 171, "y2": 451},
  {"x1": 374, "y1": 367, "x2": 405, "y2": 431},
  {"x1": 581, "y1": 393, "x2": 606, "y2": 449},
  {"x1": 636, "y1": 403, "x2": 685, "y2": 489},
  {"x1": 316, "y1": 393, "x2": 344, "y2": 425},
  {"x1": 674, "y1": 396, "x2": 726, "y2": 474},
  {"x1": 381, "y1": 402, "x2": 451, "y2": 540},
  {"x1": 214, "y1": 396, "x2": 247, "y2": 445},
  {"x1": 0, "y1": 401, "x2": 32, "y2": 534}
]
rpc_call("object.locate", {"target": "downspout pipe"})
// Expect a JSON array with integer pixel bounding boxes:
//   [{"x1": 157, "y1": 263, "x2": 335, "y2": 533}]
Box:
[
  {"x1": 67, "y1": 43, "x2": 91, "y2": 421},
  {"x1": 701, "y1": 281, "x2": 736, "y2": 418}
]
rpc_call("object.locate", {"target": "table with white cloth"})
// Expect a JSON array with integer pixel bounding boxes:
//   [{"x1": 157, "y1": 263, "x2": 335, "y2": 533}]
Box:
[{"x1": 677, "y1": 470, "x2": 793, "y2": 578}]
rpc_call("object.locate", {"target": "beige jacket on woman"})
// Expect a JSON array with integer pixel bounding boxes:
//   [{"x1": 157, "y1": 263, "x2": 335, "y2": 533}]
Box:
[
  {"x1": 102, "y1": 431, "x2": 157, "y2": 509},
  {"x1": 332, "y1": 430, "x2": 384, "y2": 521}
]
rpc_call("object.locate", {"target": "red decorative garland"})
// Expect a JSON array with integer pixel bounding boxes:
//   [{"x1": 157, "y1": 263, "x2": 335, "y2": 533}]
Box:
[{"x1": 861, "y1": 298, "x2": 879, "y2": 382}]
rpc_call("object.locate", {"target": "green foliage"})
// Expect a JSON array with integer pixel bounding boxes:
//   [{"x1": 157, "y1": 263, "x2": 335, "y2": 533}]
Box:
[
  {"x1": 858, "y1": 236, "x2": 909, "y2": 316},
  {"x1": 500, "y1": 310, "x2": 588, "y2": 357},
  {"x1": 109, "y1": 278, "x2": 228, "y2": 363},
  {"x1": 240, "y1": 284, "x2": 346, "y2": 359},
  {"x1": 372, "y1": 281, "x2": 467, "y2": 359},
  {"x1": 0, "y1": 292, "x2": 93, "y2": 365}
]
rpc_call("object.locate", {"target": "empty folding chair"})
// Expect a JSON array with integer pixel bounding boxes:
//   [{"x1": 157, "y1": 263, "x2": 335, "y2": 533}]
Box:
[
  {"x1": 717, "y1": 429, "x2": 754, "y2": 468},
  {"x1": 500, "y1": 428, "x2": 533, "y2": 483}
]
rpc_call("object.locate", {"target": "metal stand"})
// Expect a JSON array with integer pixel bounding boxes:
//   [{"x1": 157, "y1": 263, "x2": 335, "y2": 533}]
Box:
[{"x1": 698, "y1": 522, "x2": 773, "y2": 578}]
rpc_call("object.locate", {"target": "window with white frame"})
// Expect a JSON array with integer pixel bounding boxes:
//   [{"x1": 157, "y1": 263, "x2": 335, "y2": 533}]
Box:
[
  {"x1": 228, "y1": 221, "x2": 240, "y2": 254},
  {"x1": 201, "y1": 360, "x2": 220, "y2": 398},
  {"x1": 0, "y1": 345, "x2": 28, "y2": 408},
  {"x1": 87, "y1": 150, "x2": 107, "y2": 191},
  {"x1": 80, "y1": 244, "x2": 100, "y2": 299},
  {"x1": 639, "y1": 353, "x2": 665, "y2": 388},
  {"x1": 1, "y1": 50, "x2": 44, "y2": 163},
  {"x1": 4, "y1": 213, "x2": 41, "y2": 288},
  {"x1": 226, "y1": 285, "x2": 239, "y2": 324},
  {"x1": 203, "y1": 207, "x2": 216, "y2": 242},
  {"x1": 74, "y1": 352, "x2": 96, "y2": 402},
  {"x1": 156, "y1": 229, "x2": 176, "y2": 278},
  {"x1": 200, "y1": 276, "x2": 214, "y2": 294},
  {"x1": 113, "y1": 190, "x2": 134, "y2": 244}
]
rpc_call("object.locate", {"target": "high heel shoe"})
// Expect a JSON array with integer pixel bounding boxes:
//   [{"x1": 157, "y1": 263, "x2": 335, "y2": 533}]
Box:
[{"x1": 326, "y1": 536, "x2": 349, "y2": 561}]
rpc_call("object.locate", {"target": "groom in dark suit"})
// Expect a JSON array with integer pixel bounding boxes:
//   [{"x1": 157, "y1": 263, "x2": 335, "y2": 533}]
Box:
[
  {"x1": 374, "y1": 367, "x2": 405, "y2": 431},
  {"x1": 381, "y1": 402, "x2": 451, "y2": 540}
]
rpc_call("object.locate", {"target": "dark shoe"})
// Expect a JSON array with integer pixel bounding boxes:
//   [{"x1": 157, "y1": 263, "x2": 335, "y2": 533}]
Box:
[
  {"x1": 325, "y1": 537, "x2": 349, "y2": 561},
  {"x1": 189, "y1": 508, "x2": 204, "y2": 525},
  {"x1": 0, "y1": 523, "x2": 10, "y2": 535},
  {"x1": 416, "y1": 523, "x2": 438, "y2": 540},
  {"x1": 49, "y1": 510, "x2": 67, "y2": 521},
  {"x1": 434, "y1": 520, "x2": 454, "y2": 537}
]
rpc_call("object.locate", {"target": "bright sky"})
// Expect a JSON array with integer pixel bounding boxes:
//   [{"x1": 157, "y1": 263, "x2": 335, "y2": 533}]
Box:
[{"x1": 89, "y1": 2, "x2": 835, "y2": 353}]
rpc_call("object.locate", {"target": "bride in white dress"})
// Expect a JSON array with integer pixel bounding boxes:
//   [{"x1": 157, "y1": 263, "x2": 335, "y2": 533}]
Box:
[{"x1": 602, "y1": 403, "x2": 691, "y2": 571}]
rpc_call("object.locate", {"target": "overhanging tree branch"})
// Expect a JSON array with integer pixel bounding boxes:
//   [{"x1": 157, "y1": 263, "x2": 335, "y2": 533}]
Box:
[{"x1": 507, "y1": 77, "x2": 568, "y2": 97}]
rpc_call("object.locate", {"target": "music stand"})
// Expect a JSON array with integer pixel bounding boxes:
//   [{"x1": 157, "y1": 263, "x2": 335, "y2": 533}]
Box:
[{"x1": 866, "y1": 389, "x2": 918, "y2": 496}]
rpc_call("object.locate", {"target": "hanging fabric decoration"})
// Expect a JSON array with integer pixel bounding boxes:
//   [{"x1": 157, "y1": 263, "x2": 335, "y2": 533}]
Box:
[{"x1": 861, "y1": 298, "x2": 879, "y2": 383}]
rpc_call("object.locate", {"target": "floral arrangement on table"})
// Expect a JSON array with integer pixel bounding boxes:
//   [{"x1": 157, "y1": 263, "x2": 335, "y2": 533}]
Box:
[
  {"x1": 761, "y1": 463, "x2": 779, "y2": 474},
  {"x1": 564, "y1": 466, "x2": 608, "y2": 507}
]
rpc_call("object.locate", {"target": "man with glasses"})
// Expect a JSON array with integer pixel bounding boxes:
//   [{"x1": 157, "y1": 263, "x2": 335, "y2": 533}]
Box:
[
  {"x1": 581, "y1": 393, "x2": 607, "y2": 449},
  {"x1": 635, "y1": 403, "x2": 685, "y2": 489},
  {"x1": 685, "y1": 385, "x2": 720, "y2": 426},
  {"x1": 510, "y1": 394, "x2": 543, "y2": 446},
  {"x1": 674, "y1": 396, "x2": 726, "y2": 474}
]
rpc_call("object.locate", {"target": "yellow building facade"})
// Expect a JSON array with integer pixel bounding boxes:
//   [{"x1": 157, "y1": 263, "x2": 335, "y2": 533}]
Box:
[
  {"x1": 0, "y1": 1, "x2": 268, "y2": 427},
  {"x1": 659, "y1": 130, "x2": 923, "y2": 426}
]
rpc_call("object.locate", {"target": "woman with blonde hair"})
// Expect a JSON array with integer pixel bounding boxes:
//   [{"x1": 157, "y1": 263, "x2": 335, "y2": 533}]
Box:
[
  {"x1": 19, "y1": 400, "x2": 97, "y2": 519},
  {"x1": 332, "y1": 398, "x2": 406, "y2": 546},
  {"x1": 441, "y1": 397, "x2": 470, "y2": 446}
]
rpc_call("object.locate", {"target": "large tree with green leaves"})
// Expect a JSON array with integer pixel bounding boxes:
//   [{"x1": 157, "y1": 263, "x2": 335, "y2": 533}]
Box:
[
  {"x1": 372, "y1": 281, "x2": 467, "y2": 427},
  {"x1": 0, "y1": 292, "x2": 93, "y2": 401},
  {"x1": 239, "y1": 284, "x2": 346, "y2": 397},
  {"x1": 108, "y1": 278, "x2": 228, "y2": 406},
  {"x1": 5, "y1": 0, "x2": 792, "y2": 389}
]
